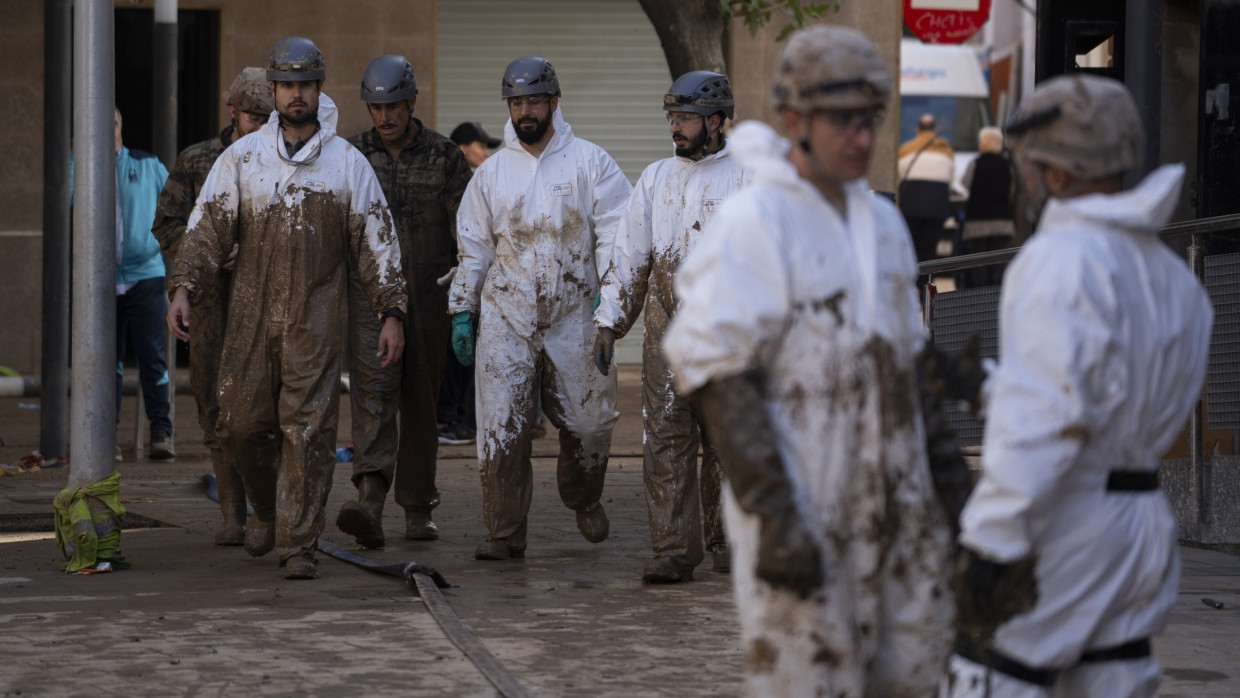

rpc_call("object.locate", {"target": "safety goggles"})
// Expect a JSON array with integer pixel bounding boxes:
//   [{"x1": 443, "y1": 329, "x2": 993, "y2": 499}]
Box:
[
  {"x1": 816, "y1": 107, "x2": 885, "y2": 133},
  {"x1": 665, "y1": 112, "x2": 705, "y2": 127},
  {"x1": 507, "y1": 95, "x2": 551, "y2": 109}
]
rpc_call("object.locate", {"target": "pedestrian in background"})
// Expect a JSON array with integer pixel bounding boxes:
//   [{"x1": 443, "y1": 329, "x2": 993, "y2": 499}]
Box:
[{"x1": 958, "y1": 125, "x2": 1016, "y2": 288}]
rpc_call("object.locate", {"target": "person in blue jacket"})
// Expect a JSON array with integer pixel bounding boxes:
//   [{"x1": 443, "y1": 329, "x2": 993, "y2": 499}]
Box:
[{"x1": 113, "y1": 107, "x2": 174, "y2": 460}]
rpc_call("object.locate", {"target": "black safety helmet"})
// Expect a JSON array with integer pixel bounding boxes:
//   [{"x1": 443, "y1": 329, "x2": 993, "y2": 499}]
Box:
[
  {"x1": 502, "y1": 56, "x2": 561, "y2": 98},
  {"x1": 267, "y1": 37, "x2": 326, "y2": 82},
  {"x1": 360, "y1": 55, "x2": 418, "y2": 103},
  {"x1": 663, "y1": 70, "x2": 734, "y2": 120}
]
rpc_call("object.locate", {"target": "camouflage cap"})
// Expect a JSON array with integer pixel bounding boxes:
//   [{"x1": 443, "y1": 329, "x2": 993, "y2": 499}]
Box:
[
  {"x1": 225, "y1": 67, "x2": 274, "y2": 115},
  {"x1": 773, "y1": 25, "x2": 891, "y2": 111},
  {"x1": 1004, "y1": 73, "x2": 1143, "y2": 180}
]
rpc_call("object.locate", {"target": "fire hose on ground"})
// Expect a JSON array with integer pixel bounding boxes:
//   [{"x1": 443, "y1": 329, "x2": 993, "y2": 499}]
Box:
[{"x1": 316, "y1": 539, "x2": 533, "y2": 698}]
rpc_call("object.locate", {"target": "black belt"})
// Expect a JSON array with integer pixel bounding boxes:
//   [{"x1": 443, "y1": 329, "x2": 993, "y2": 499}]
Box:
[
  {"x1": 1106, "y1": 470, "x2": 1159, "y2": 491},
  {"x1": 955, "y1": 633, "x2": 1151, "y2": 687}
]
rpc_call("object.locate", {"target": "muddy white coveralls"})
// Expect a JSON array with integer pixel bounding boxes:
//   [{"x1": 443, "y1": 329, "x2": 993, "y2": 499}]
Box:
[
  {"x1": 948, "y1": 164, "x2": 1213, "y2": 697},
  {"x1": 595, "y1": 145, "x2": 748, "y2": 576},
  {"x1": 448, "y1": 106, "x2": 631, "y2": 553},
  {"x1": 663, "y1": 121, "x2": 953, "y2": 696},
  {"x1": 171, "y1": 94, "x2": 406, "y2": 563}
]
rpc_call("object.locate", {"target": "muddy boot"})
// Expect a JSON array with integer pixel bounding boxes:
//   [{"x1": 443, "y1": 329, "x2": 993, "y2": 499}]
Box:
[
  {"x1": 244, "y1": 515, "x2": 275, "y2": 557},
  {"x1": 212, "y1": 451, "x2": 248, "y2": 546},
  {"x1": 642, "y1": 556, "x2": 693, "y2": 584},
  {"x1": 575, "y1": 501, "x2": 609, "y2": 543},
  {"x1": 405, "y1": 509, "x2": 439, "y2": 541},
  {"x1": 283, "y1": 554, "x2": 319, "y2": 580},
  {"x1": 336, "y1": 473, "x2": 387, "y2": 549},
  {"x1": 474, "y1": 539, "x2": 524, "y2": 561}
]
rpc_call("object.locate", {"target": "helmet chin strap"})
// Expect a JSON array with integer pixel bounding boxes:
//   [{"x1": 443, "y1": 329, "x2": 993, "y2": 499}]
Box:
[{"x1": 798, "y1": 120, "x2": 834, "y2": 184}]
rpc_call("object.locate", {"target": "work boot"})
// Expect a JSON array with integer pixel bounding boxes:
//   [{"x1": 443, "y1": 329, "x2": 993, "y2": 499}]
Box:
[
  {"x1": 709, "y1": 544, "x2": 731, "y2": 574},
  {"x1": 336, "y1": 473, "x2": 386, "y2": 549},
  {"x1": 474, "y1": 539, "x2": 524, "y2": 561},
  {"x1": 575, "y1": 501, "x2": 609, "y2": 543},
  {"x1": 212, "y1": 451, "x2": 248, "y2": 546},
  {"x1": 283, "y1": 554, "x2": 319, "y2": 580},
  {"x1": 149, "y1": 429, "x2": 175, "y2": 460},
  {"x1": 642, "y1": 556, "x2": 693, "y2": 584},
  {"x1": 244, "y1": 515, "x2": 275, "y2": 557},
  {"x1": 405, "y1": 509, "x2": 439, "y2": 541}
]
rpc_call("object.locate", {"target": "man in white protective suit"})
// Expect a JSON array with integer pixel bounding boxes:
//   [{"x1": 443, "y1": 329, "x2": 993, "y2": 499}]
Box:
[
  {"x1": 592, "y1": 71, "x2": 749, "y2": 584},
  {"x1": 168, "y1": 37, "x2": 407, "y2": 580},
  {"x1": 946, "y1": 74, "x2": 1213, "y2": 698},
  {"x1": 662, "y1": 25, "x2": 953, "y2": 696},
  {"x1": 448, "y1": 56, "x2": 632, "y2": 561}
]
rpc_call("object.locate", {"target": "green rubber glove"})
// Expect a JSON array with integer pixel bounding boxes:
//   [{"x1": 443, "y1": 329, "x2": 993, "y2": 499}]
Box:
[
  {"x1": 451, "y1": 311, "x2": 476, "y2": 367},
  {"x1": 593, "y1": 292, "x2": 602, "y2": 313}
]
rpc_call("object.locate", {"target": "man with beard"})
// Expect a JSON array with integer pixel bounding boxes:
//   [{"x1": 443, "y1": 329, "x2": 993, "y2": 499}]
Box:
[
  {"x1": 335, "y1": 55, "x2": 471, "y2": 549},
  {"x1": 152, "y1": 66, "x2": 273, "y2": 546},
  {"x1": 592, "y1": 71, "x2": 749, "y2": 584},
  {"x1": 167, "y1": 37, "x2": 406, "y2": 580},
  {"x1": 449, "y1": 55, "x2": 631, "y2": 561},
  {"x1": 947, "y1": 74, "x2": 1213, "y2": 698},
  {"x1": 662, "y1": 26, "x2": 953, "y2": 695}
]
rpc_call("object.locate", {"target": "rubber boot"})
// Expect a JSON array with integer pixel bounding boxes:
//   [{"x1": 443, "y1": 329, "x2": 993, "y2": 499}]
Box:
[
  {"x1": 211, "y1": 449, "x2": 248, "y2": 546},
  {"x1": 576, "y1": 501, "x2": 610, "y2": 543},
  {"x1": 244, "y1": 515, "x2": 275, "y2": 557},
  {"x1": 336, "y1": 473, "x2": 387, "y2": 549}
]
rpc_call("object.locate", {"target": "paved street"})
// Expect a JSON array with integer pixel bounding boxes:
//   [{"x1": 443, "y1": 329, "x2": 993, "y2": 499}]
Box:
[{"x1": 2, "y1": 365, "x2": 1238, "y2": 696}]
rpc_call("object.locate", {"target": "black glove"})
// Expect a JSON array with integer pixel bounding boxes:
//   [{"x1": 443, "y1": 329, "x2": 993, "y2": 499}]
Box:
[
  {"x1": 955, "y1": 547, "x2": 1039, "y2": 637},
  {"x1": 593, "y1": 327, "x2": 616, "y2": 376},
  {"x1": 920, "y1": 332, "x2": 986, "y2": 417},
  {"x1": 695, "y1": 372, "x2": 824, "y2": 599}
]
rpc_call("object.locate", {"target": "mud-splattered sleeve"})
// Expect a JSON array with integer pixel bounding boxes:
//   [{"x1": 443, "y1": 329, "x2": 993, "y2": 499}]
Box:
[
  {"x1": 349, "y1": 153, "x2": 407, "y2": 318},
  {"x1": 589, "y1": 148, "x2": 634, "y2": 284},
  {"x1": 152, "y1": 142, "x2": 211, "y2": 258},
  {"x1": 596, "y1": 164, "x2": 655, "y2": 337},
  {"x1": 448, "y1": 169, "x2": 496, "y2": 315},
  {"x1": 168, "y1": 150, "x2": 241, "y2": 305},
  {"x1": 663, "y1": 192, "x2": 789, "y2": 394}
]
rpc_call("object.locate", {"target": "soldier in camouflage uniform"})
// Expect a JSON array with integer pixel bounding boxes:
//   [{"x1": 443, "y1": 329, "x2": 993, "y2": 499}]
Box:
[
  {"x1": 152, "y1": 67, "x2": 273, "y2": 546},
  {"x1": 335, "y1": 55, "x2": 472, "y2": 548}
]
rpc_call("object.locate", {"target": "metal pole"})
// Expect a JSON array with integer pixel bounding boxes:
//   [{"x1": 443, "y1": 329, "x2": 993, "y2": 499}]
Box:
[
  {"x1": 40, "y1": 0, "x2": 72, "y2": 461},
  {"x1": 1188, "y1": 232, "x2": 1208, "y2": 523},
  {"x1": 1125, "y1": 0, "x2": 1163, "y2": 183},
  {"x1": 69, "y1": 0, "x2": 116, "y2": 489}
]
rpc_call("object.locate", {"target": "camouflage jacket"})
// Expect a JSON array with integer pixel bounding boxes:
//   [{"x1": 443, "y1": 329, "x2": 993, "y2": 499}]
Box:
[
  {"x1": 347, "y1": 119, "x2": 471, "y2": 285},
  {"x1": 152, "y1": 124, "x2": 239, "y2": 258}
]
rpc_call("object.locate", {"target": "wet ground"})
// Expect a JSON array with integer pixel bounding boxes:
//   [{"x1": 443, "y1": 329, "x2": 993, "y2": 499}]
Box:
[{"x1": 2, "y1": 365, "x2": 1239, "y2": 696}]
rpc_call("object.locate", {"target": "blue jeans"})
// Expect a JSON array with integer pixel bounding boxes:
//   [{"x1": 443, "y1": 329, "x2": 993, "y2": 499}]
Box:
[{"x1": 116, "y1": 276, "x2": 173, "y2": 435}]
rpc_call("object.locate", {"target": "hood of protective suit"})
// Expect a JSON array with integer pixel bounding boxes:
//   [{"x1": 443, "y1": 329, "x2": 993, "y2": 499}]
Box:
[
  {"x1": 729, "y1": 119, "x2": 874, "y2": 199},
  {"x1": 503, "y1": 105, "x2": 573, "y2": 158},
  {"x1": 263, "y1": 91, "x2": 339, "y2": 165},
  {"x1": 1037, "y1": 163, "x2": 1184, "y2": 237}
]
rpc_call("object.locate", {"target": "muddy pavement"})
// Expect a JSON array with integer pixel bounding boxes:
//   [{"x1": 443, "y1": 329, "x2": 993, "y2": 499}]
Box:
[
  {"x1": 0, "y1": 366, "x2": 741, "y2": 697},
  {"x1": 4, "y1": 365, "x2": 1240, "y2": 696}
]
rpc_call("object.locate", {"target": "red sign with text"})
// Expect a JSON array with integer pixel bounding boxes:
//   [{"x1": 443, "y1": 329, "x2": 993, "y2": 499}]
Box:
[{"x1": 904, "y1": 0, "x2": 991, "y2": 44}]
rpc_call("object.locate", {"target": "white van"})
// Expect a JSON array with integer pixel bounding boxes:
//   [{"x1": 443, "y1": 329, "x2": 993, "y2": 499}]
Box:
[{"x1": 899, "y1": 39, "x2": 992, "y2": 195}]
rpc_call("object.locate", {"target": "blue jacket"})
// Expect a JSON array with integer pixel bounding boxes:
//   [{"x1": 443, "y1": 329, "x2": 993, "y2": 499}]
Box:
[{"x1": 115, "y1": 146, "x2": 169, "y2": 285}]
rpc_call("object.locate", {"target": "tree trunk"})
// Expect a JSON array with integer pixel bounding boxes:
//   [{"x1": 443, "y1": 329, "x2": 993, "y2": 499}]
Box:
[{"x1": 638, "y1": 0, "x2": 728, "y2": 80}]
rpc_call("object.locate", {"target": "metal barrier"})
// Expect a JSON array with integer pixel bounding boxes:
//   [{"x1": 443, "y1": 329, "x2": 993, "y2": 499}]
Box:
[{"x1": 919, "y1": 213, "x2": 1240, "y2": 526}]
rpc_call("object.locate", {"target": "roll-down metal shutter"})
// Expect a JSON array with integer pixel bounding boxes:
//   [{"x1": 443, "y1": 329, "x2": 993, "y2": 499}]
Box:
[{"x1": 436, "y1": 0, "x2": 673, "y2": 183}]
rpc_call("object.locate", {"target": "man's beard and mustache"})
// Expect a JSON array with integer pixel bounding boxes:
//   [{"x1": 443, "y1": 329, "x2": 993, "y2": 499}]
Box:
[
  {"x1": 278, "y1": 101, "x2": 319, "y2": 128},
  {"x1": 515, "y1": 111, "x2": 552, "y2": 145},
  {"x1": 674, "y1": 125, "x2": 710, "y2": 158}
]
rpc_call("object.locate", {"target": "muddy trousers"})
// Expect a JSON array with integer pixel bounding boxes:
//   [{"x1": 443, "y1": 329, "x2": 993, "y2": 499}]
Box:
[
  {"x1": 475, "y1": 313, "x2": 619, "y2": 553},
  {"x1": 219, "y1": 350, "x2": 342, "y2": 562},
  {"x1": 187, "y1": 276, "x2": 246, "y2": 520},
  {"x1": 346, "y1": 268, "x2": 447, "y2": 513},
  {"x1": 641, "y1": 340, "x2": 724, "y2": 570}
]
